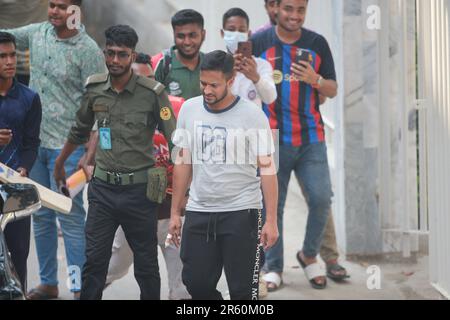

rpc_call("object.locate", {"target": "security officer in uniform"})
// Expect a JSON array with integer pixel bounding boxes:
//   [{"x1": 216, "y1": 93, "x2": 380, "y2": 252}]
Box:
[{"x1": 54, "y1": 25, "x2": 176, "y2": 300}]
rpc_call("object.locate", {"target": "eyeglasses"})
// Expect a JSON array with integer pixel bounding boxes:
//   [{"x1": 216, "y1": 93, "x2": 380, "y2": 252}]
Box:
[{"x1": 103, "y1": 49, "x2": 131, "y2": 60}]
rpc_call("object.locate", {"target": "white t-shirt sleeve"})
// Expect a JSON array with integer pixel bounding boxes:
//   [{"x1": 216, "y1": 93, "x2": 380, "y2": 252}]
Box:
[{"x1": 254, "y1": 58, "x2": 277, "y2": 105}]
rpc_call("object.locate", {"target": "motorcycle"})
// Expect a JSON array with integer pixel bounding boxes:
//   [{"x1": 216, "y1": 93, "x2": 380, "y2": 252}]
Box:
[{"x1": 0, "y1": 183, "x2": 41, "y2": 300}]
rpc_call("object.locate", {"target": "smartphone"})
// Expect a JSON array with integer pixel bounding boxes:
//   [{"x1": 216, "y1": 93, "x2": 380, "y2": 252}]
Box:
[
  {"x1": 237, "y1": 41, "x2": 253, "y2": 58},
  {"x1": 296, "y1": 49, "x2": 311, "y2": 64}
]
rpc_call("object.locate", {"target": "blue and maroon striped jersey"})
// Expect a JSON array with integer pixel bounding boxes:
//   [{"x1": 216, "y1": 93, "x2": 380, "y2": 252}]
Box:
[{"x1": 251, "y1": 27, "x2": 336, "y2": 147}]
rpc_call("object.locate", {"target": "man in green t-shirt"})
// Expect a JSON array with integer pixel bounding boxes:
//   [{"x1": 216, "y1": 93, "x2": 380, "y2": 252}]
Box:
[{"x1": 151, "y1": 9, "x2": 205, "y2": 100}]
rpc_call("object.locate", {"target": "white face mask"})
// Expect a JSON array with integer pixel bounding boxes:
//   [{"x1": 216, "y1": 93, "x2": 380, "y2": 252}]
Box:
[{"x1": 223, "y1": 30, "x2": 248, "y2": 54}]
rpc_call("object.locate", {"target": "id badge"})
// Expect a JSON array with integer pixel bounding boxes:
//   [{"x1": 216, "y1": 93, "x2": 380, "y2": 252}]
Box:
[{"x1": 99, "y1": 127, "x2": 112, "y2": 150}]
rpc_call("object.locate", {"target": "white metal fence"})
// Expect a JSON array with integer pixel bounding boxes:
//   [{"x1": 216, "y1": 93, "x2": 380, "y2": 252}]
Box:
[
  {"x1": 378, "y1": 0, "x2": 421, "y2": 257},
  {"x1": 417, "y1": 0, "x2": 450, "y2": 299}
]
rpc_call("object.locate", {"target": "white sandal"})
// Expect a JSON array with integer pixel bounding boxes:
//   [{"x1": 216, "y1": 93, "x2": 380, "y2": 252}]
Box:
[{"x1": 297, "y1": 252, "x2": 327, "y2": 289}]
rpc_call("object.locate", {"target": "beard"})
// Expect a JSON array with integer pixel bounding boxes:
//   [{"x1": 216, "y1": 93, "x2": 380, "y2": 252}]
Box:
[
  {"x1": 177, "y1": 48, "x2": 198, "y2": 60},
  {"x1": 107, "y1": 61, "x2": 132, "y2": 77},
  {"x1": 204, "y1": 87, "x2": 228, "y2": 106},
  {"x1": 176, "y1": 37, "x2": 204, "y2": 60}
]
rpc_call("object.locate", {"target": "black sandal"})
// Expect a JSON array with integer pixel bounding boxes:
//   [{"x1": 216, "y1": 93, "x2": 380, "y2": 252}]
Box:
[{"x1": 326, "y1": 263, "x2": 350, "y2": 282}]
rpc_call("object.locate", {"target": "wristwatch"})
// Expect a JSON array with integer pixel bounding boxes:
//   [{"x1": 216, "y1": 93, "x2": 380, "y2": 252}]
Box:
[{"x1": 312, "y1": 75, "x2": 323, "y2": 89}]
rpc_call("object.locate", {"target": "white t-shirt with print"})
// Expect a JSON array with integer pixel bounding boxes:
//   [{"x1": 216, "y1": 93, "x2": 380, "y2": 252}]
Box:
[{"x1": 173, "y1": 96, "x2": 275, "y2": 212}]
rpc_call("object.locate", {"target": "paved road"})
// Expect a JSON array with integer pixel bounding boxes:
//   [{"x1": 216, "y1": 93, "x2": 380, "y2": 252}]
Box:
[{"x1": 26, "y1": 175, "x2": 443, "y2": 300}]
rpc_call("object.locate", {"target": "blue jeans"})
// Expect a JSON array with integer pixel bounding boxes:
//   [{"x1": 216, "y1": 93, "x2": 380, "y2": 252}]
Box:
[
  {"x1": 263, "y1": 143, "x2": 332, "y2": 273},
  {"x1": 30, "y1": 147, "x2": 86, "y2": 292}
]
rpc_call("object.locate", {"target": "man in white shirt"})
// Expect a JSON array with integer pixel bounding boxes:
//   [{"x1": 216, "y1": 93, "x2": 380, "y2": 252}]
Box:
[
  {"x1": 221, "y1": 8, "x2": 277, "y2": 108},
  {"x1": 168, "y1": 51, "x2": 279, "y2": 300}
]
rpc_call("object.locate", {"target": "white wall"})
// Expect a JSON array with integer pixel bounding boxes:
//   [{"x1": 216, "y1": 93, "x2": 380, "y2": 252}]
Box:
[
  {"x1": 84, "y1": 0, "x2": 269, "y2": 54},
  {"x1": 419, "y1": 0, "x2": 450, "y2": 299},
  {"x1": 169, "y1": 0, "x2": 269, "y2": 52}
]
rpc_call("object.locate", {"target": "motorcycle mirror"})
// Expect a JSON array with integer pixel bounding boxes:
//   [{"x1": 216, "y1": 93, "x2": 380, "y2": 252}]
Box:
[{"x1": 0, "y1": 184, "x2": 41, "y2": 231}]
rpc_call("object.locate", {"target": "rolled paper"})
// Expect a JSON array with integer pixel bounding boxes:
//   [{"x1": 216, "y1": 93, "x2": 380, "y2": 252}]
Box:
[{"x1": 60, "y1": 169, "x2": 87, "y2": 199}]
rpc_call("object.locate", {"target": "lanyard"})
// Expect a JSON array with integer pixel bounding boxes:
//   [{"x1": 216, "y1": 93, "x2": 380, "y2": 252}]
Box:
[{"x1": 0, "y1": 132, "x2": 18, "y2": 167}]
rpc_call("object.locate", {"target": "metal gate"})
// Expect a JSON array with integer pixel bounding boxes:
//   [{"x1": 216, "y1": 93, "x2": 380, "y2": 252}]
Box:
[{"x1": 417, "y1": 0, "x2": 450, "y2": 299}]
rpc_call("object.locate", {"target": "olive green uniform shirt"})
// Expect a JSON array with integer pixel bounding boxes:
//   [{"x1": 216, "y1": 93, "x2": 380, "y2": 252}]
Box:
[{"x1": 68, "y1": 73, "x2": 176, "y2": 173}]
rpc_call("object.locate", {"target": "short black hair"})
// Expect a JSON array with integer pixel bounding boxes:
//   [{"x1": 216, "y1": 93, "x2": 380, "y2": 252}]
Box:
[
  {"x1": 71, "y1": 0, "x2": 82, "y2": 6},
  {"x1": 201, "y1": 50, "x2": 235, "y2": 80},
  {"x1": 135, "y1": 53, "x2": 151, "y2": 65},
  {"x1": 0, "y1": 32, "x2": 16, "y2": 48},
  {"x1": 105, "y1": 25, "x2": 139, "y2": 50},
  {"x1": 222, "y1": 8, "x2": 250, "y2": 28},
  {"x1": 171, "y1": 9, "x2": 204, "y2": 30}
]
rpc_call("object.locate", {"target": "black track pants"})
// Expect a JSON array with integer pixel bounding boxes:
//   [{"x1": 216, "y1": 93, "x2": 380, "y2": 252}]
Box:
[{"x1": 180, "y1": 209, "x2": 262, "y2": 300}]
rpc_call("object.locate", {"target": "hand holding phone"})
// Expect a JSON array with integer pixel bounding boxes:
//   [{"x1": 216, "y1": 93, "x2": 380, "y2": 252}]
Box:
[
  {"x1": 291, "y1": 49, "x2": 317, "y2": 84},
  {"x1": 295, "y1": 49, "x2": 311, "y2": 65},
  {"x1": 237, "y1": 41, "x2": 253, "y2": 59},
  {"x1": 235, "y1": 42, "x2": 259, "y2": 83}
]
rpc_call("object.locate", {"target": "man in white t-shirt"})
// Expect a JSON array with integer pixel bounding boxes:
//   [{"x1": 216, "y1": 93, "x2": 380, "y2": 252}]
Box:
[
  {"x1": 221, "y1": 8, "x2": 277, "y2": 108},
  {"x1": 168, "y1": 51, "x2": 279, "y2": 300},
  {"x1": 220, "y1": 8, "x2": 278, "y2": 298}
]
